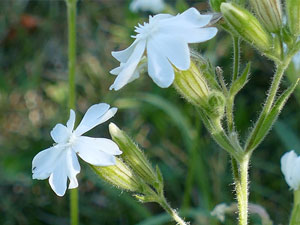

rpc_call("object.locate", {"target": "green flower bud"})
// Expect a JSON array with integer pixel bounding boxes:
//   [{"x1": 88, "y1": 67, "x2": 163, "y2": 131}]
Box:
[
  {"x1": 221, "y1": 2, "x2": 272, "y2": 52},
  {"x1": 173, "y1": 61, "x2": 210, "y2": 107},
  {"x1": 286, "y1": 0, "x2": 300, "y2": 36},
  {"x1": 205, "y1": 91, "x2": 226, "y2": 119},
  {"x1": 250, "y1": 0, "x2": 282, "y2": 33},
  {"x1": 210, "y1": 0, "x2": 226, "y2": 12},
  {"x1": 92, "y1": 158, "x2": 143, "y2": 192},
  {"x1": 109, "y1": 123, "x2": 158, "y2": 187}
]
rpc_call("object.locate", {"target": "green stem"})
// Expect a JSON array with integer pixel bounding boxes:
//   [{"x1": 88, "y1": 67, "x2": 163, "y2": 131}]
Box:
[
  {"x1": 289, "y1": 189, "x2": 300, "y2": 225},
  {"x1": 67, "y1": 0, "x2": 77, "y2": 110},
  {"x1": 245, "y1": 63, "x2": 286, "y2": 153},
  {"x1": 232, "y1": 36, "x2": 240, "y2": 81},
  {"x1": 226, "y1": 96, "x2": 235, "y2": 134},
  {"x1": 234, "y1": 155, "x2": 250, "y2": 225},
  {"x1": 158, "y1": 197, "x2": 188, "y2": 225},
  {"x1": 66, "y1": 0, "x2": 78, "y2": 225}
]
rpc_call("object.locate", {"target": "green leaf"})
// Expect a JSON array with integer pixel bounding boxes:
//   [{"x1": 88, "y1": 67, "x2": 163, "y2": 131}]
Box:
[
  {"x1": 249, "y1": 79, "x2": 299, "y2": 151},
  {"x1": 230, "y1": 62, "x2": 251, "y2": 96}
]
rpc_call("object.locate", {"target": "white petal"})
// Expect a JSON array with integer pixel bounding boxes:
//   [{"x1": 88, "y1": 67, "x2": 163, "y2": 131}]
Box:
[
  {"x1": 182, "y1": 27, "x2": 218, "y2": 43},
  {"x1": 32, "y1": 145, "x2": 64, "y2": 180},
  {"x1": 67, "y1": 109, "x2": 76, "y2": 131},
  {"x1": 147, "y1": 39, "x2": 174, "y2": 88},
  {"x1": 110, "y1": 40, "x2": 146, "y2": 91},
  {"x1": 66, "y1": 149, "x2": 80, "y2": 189},
  {"x1": 163, "y1": 8, "x2": 212, "y2": 28},
  {"x1": 74, "y1": 103, "x2": 112, "y2": 136},
  {"x1": 153, "y1": 34, "x2": 190, "y2": 70},
  {"x1": 50, "y1": 124, "x2": 70, "y2": 144},
  {"x1": 73, "y1": 137, "x2": 117, "y2": 166},
  {"x1": 281, "y1": 150, "x2": 299, "y2": 189},
  {"x1": 112, "y1": 40, "x2": 138, "y2": 63},
  {"x1": 49, "y1": 154, "x2": 68, "y2": 197},
  {"x1": 76, "y1": 136, "x2": 122, "y2": 155}
]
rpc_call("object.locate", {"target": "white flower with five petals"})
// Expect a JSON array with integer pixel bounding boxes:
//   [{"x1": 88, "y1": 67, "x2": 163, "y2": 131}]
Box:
[
  {"x1": 32, "y1": 103, "x2": 122, "y2": 196},
  {"x1": 281, "y1": 150, "x2": 300, "y2": 191},
  {"x1": 110, "y1": 7, "x2": 218, "y2": 91}
]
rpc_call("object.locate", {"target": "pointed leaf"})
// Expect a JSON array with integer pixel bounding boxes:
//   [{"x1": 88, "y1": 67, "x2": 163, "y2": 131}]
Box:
[{"x1": 230, "y1": 62, "x2": 251, "y2": 96}]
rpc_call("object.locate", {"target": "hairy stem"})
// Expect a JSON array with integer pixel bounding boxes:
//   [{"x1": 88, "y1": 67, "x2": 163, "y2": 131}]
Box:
[
  {"x1": 245, "y1": 63, "x2": 286, "y2": 153},
  {"x1": 159, "y1": 197, "x2": 188, "y2": 225},
  {"x1": 232, "y1": 36, "x2": 240, "y2": 81},
  {"x1": 232, "y1": 155, "x2": 250, "y2": 225},
  {"x1": 66, "y1": 0, "x2": 78, "y2": 224}
]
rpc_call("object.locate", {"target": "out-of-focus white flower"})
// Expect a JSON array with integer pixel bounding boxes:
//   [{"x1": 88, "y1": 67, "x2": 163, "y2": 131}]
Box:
[
  {"x1": 32, "y1": 103, "x2": 122, "y2": 196},
  {"x1": 130, "y1": 0, "x2": 165, "y2": 14},
  {"x1": 293, "y1": 51, "x2": 300, "y2": 71},
  {"x1": 281, "y1": 150, "x2": 300, "y2": 191},
  {"x1": 110, "y1": 8, "x2": 218, "y2": 91}
]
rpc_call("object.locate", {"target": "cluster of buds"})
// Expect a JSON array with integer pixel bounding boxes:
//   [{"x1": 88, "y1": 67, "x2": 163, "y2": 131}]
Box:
[
  {"x1": 210, "y1": 0, "x2": 300, "y2": 56},
  {"x1": 93, "y1": 123, "x2": 164, "y2": 202},
  {"x1": 173, "y1": 55, "x2": 225, "y2": 121}
]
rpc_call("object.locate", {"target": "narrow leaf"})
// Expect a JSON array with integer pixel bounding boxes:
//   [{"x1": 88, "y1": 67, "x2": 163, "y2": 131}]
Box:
[{"x1": 230, "y1": 62, "x2": 251, "y2": 96}]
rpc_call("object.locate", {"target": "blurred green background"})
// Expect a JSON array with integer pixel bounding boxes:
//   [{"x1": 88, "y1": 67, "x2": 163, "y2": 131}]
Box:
[{"x1": 1, "y1": 0, "x2": 300, "y2": 224}]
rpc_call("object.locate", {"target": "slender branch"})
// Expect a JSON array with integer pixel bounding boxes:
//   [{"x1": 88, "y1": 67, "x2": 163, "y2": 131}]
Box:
[
  {"x1": 245, "y1": 63, "x2": 286, "y2": 153},
  {"x1": 158, "y1": 197, "x2": 188, "y2": 225},
  {"x1": 232, "y1": 36, "x2": 240, "y2": 81},
  {"x1": 66, "y1": 0, "x2": 78, "y2": 225}
]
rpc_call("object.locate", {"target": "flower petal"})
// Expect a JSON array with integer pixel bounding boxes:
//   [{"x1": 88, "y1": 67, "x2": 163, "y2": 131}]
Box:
[
  {"x1": 163, "y1": 8, "x2": 212, "y2": 28},
  {"x1": 74, "y1": 103, "x2": 112, "y2": 136},
  {"x1": 182, "y1": 27, "x2": 218, "y2": 43},
  {"x1": 49, "y1": 155, "x2": 68, "y2": 197},
  {"x1": 66, "y1": 149, "x2": 80, "y2": 189},
  {"x1": 32, "y1": 145, "x2": 64, "y2": 180},
  {"x1": 50, "y1": 124, "x2": 70, "y2": 144},
  {"x1": 76, "y1": 136, "x2": 122, "y2": 155},
  {"x1": 110, "y1": 40, "x2": 146, "y2": 91},
  {"x1": 281, "y1": 150, "x2": 298, "y2": 189},
  {"x1": 67, "y1": 109, "x2": 76, "y2": 131},
  {"x1": 147, "y1": 39, "x2": 174, "y2": 88},
  {"x1": 153, "y1": 34, "x2": 190, "y2": 70},
  {"x1": 73, "y1": 137, "x2": 117, "y2": 166},
  {"x1": 112, "y1": 40, "x2": 138, "y2": 63}
]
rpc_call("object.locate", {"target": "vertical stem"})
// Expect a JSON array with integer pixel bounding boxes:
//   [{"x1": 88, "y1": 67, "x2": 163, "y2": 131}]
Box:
[
  {"x1": 289, "y1": 189, "x2": 300, "y2": 225},
  {"x1": 235, "y1": 155, "x2": 250, "y2": 225},
  {"x1": 67, "y1": 0, "x2": 77, "y2": 110},
  {"x1": 232, "y1": 36, "x2": 240, "y2": 81},
  {"x1": 159, "y1": 197, "x2": 188, "y2": 225},
  {"x1": 66, "y1": 0, "x2": 78, "y2": 225}
]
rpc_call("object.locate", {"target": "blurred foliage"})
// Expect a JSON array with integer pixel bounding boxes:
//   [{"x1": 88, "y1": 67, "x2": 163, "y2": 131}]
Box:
[{"x1": 0, "y1": 0, "x2": 300, "y2": 225}]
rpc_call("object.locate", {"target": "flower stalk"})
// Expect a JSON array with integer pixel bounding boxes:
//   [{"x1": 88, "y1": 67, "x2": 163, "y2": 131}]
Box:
[{"x1": 66, "y1": 0, "x2": 78, "y2": 224}]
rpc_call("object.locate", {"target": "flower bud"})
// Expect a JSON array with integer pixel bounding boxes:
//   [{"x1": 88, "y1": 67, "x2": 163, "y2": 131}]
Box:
[
  {"x1": 109, "y1": 123, "x2": 158, "y2": 187},
  {"x1": 92, "y1": 158, "x2": 143, "y2": 192},
  {"x1": 206, "y1": 91, "x2": 226, "y2": 119},
  {"x1": 220, "y1": 2, "x2": 272, "y2": 52},
  {"x1": 250, "y1": 0, "x2": 282, "y2": 33},
  {"x1": 286, "y1": 0, "x2": 300, "y2": 36},
  {"x1": 210, "y1": 0, "x2": 226, "y2": 12},
  {"x1": 173, "y1": 61, "x2": 210, "y2": 107}
]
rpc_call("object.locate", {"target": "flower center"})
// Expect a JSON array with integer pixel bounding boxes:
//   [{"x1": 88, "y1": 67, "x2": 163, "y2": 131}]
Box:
[
  {"x1": 134, "y1": 18, "x2": 159, "y2": 40},
  {"x1": 68, "y1": 133, "x2": 77, "y2": 145}
]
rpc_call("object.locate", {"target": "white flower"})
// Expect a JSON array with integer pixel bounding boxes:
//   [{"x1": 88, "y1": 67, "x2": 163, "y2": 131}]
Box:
[
  {"x1": 281, "y1": 150, "x2": 300, "y2": 191},
  {"x1": 130, "y1": 0, "x2": 165, "y2": 14},
  {"x1": 32, "y1": 103, "x2": 122, "y2": 196},
  {"x1": 110, "y1": 8, "x2": 218, "y2": 91}
]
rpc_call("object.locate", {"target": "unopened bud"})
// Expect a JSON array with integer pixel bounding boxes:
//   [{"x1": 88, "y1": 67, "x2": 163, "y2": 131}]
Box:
[
  {"x1": 109, "y1": 123, "x2": 158, "y2": 187},
  {"x1": 210, "y1": 0, "x2": 226, "y2": 12},
  {"x1": 221, "y1": 2, "x2": 272, "y2": 52},
  {"x1": 250, "y1": 0, "x2": 282, "y2": 33},
  {"x1": 173, "y1": 61, "x2": 210, "y2": 107},
  {"x1": 92, "y1": 158, "x2": 143, "y2": 192},
  {"x1": 286, "y1": 0, "x2": 300, "y2": 36},
  {"x1": 205, "y1": 91, "x2": 226, "y2": 119}
]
